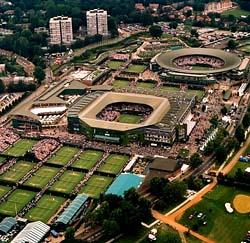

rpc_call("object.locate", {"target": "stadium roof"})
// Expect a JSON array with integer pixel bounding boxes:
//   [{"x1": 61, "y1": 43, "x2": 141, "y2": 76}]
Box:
[
  {"x1": 11, "y1": 221, "x2": 50, "y2": 243},
  {"x1": 0, "y1": 217, "x2": 17, "y2": 234},
  {"x1": 55, "y1": 194, "x2": 88, "y2": 225},
  {"x1": 156, "y1": 48, "x2": 242, "y2": 74},
  {"x1": 149, "y1": 157, "x2": 179, "y2": 172},
  {"x1": 106, "y1": 173, "x2": 144, "y2": 196}
]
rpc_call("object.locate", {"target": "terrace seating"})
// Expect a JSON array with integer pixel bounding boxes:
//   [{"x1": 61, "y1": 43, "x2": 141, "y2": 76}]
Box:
[{"x1": 0, "y1": 128, "x2": 20, "y2": 153}]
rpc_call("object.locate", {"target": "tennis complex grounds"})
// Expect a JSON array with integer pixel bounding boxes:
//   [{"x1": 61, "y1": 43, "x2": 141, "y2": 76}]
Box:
[
  {"x1": 0, "y1": 185, "x2": 11, "y2": 198},
  {"x1": 3, "y1": 139, "x2": 36, "y2": 157},
  {"x1": 71, "y1": 149, "x2": 103, "y2": 170}
]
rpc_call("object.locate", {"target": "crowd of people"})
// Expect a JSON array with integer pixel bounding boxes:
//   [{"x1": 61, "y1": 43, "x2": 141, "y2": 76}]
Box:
[
  {"x1": 97, "y1": 103, "x2": 152, "y2": 122},
  {"x1": 173, "y1": 55, "x2": 225, "y2": 70},
  {"x1": 32, "y1": 138, "x2": 60, "y2": 161},
  {"x1": 0, "y1": 128, "x2": 20, "y2": 153}
]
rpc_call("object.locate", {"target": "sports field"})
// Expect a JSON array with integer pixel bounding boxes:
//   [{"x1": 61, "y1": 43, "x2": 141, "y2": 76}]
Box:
[
  {"x1": 71, "y1": 149, "x2": 103, "y2": 170},
  {"x1": 126, "y1": 64, "x2": 146, "y2": 73},
  {"x1": 0, "y1": 189, "x2": 36, "y2": 216},
  {"x1": 80, "y1": 175, "x2": 113, "y2": 198},
  {"x1": 50, "y1": 170, "x2": 85, "y2": 194},
  {"x1": 118, "y1": 114, "x2": 141, "y2": 124},
  {"x1": 98, "y1": 153, "x2": 129, "y2": 175},
  {"x1": 107, "y1": 60, "x2": 124, "y2": 70},
  {"x1": 24, "y1": 166, "x2": 59, "y2": 189},
  {"x1": 3, "y1": 139, "x2": 36, "y2": 157},
  {"x1": 137, "y1": 81, "x2": 156, "y2": 89},
  {"x1": 48, "y1": 146, "x2": 79, "y2": 166},
  {"x1": 0, "y1": 161, "x2": 34, "y2": 183},
  {"x1": 233, "y1": 194, "x2": 250, "y2": 214},
  {"x1": 179, "y1": 185, "x2": 250, "y2": 243},
  {"x1": 0, "y1": 185, "x2": 11, "y2": 198},
  {"x1": 25, "y1": 195, "x2": 66, "y2": 223},
  {"x1": 113, "y1": 79, "x2": 130, "y2": 88}
]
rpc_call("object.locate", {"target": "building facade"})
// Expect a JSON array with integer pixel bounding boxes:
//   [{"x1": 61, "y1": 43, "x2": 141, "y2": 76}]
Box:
[
  {"x1": 204, "y1": 0, "x2": 233, "y2": 14},
  {"x1": 86, "y1": 9, "x2": 108, "y2": 36},
  {"x1": 49, "y1": 16, "x2": 73, "y2": 45}
]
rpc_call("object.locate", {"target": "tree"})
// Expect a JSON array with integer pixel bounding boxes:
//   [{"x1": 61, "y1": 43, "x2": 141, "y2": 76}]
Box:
[
  {"x1": 215, "y1": 145, "x2": 227, "y2": 164},
  {"x1": 34, "y1": 66, "x2": 45, "y2": 84},
  {"x1": 0, "y1": 79, "x2": 5, "y2": 93},
  {"x1": 235, "y1": 125, "x2": 245, "y2": 144},
  {"x1": 169, "y1": 21, "x2": 178, "y2": 29},
  {"x1": 189, "y1": 153, "x2": 203, "y2": 168},
  {"x1": 65, "y1": 227, "x2": 75, "y2": 240},
  {"x1": 227, "y1": 39, "x2": 238, "y2": 49},
  {"x1": 163, "y1": 181, "x2": 187, "y2": 203},
  {"x1": 150, "y1": 177, "x2": 168, "y2": 196},
  {"x1": 190, "y1": 29, "x2": 198, "y2": 38},
  {"x1": 149, "y1": 25, "x2": 163, "y2": 38},
  {"x1": 103, "y1": 219, "x2": 120, "y2": 237},
  {"x1": 221, "y1": 106, "x2": 227, "y2": 115},
  {"x1": 124, "y1": 188, "x2": 139, "y2": 205},
  {"x1": 242, "y1": 112, "x2": 250, "y2": 128}
]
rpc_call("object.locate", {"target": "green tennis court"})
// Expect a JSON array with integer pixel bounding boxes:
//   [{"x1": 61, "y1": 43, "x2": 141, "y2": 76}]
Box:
[
  {"x1": 107, "y1": 60, "x2": 125, "y2": 70},
  {"x1": 0, "y1": 185, "x2": 11, "y2": 198},
  {"x1": 25, "y1": 195, "x2": 66, "y2": 223},
  {"x1": 113, "y1": 79, "x2": 130, "y2": 88},
  {"x1": 71, "y1": 149, "x2": 103, "y2": 170},
  {"x1": 118, "y1": 114, "x2": 141, "y2": 124},
  {"x1": 126, "y1": 64, "x2": 146, "y2": 73}
]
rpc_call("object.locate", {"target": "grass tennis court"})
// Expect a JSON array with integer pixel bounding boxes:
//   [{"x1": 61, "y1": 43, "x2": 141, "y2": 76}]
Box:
[
  {"x1": 98, "y1": 154, "x2": 129, "y2": 175},
  {"x1": 126, "y1": 64, "x2": 146, "y2": 73},
  {"x1": 0, "y1": 185, "x2": 11, "y2": 198},
  {"x1": 0, "y1": 189, "x2": 36, "y2": 216},
  {"x1": 0, "y1": 157, "x2": 6, "y2": 164},
  {"x1": 25, "y1": 195, "x2": 66, "y2": 223},
  {"x1": 0, "y1": 161, "x2": 34, "y2": 183},
  {"x1": 137, "y1": 81, "x2": 156, "y2": 89},
  {"x1": 48, "y1": 146, "x2": 79, "y2": 166},
  {"x1": 3, "y1": 139, "x2": 36, "y2": 157},
  {"x1": 80, "y1": 175, "x2": 113, "y2": 198},
  {"x1": 50, "y1": 170, "x2": 85, "y2": 194},
  {"x1": 24, "y1": 166, "x2": 59, "y2": 189},
  {"x1": 113, "y1": 79, "x2": 130, "y2": 88},
  {"x1": 71, "y1": 149, "x2": 103, "y2": 170},
  {"x1": 107, "y1": 60, "x2": 125, "y2": 70},
  {"x1": 118, "y1": 114, "x2": 141, "y2": 124},
  {"x1": 222, "y1": 7, "x2": 250, "y2": 17}
]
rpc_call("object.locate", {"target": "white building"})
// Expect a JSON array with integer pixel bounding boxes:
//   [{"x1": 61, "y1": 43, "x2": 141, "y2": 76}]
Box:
[
  {"x1": 86, "y1": 9, "x2": 108, "y2": 36},
  {"x1": 49, "y1": 16, "x2": 73, "y2": 45}
]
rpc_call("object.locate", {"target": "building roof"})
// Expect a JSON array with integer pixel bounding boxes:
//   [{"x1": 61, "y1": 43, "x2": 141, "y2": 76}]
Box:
[
  {"x1": 149, "y1": 157, "x2": 179, "y2": 172},
  {"x1": 11, "y1": 221, "x2": 50, "y2": 243},
  {"x1": 156, "y1": 48, "x2": 242, "y2": 74},
  {"x1": 0, "y1": 217, "x2": 17, "y2": 234},
  {"x1": 106, "y1": 173, "x2": 144, "y2": 196},
  {"x1": 55, "y1": 194, "x2": 88, "y2": 225}
]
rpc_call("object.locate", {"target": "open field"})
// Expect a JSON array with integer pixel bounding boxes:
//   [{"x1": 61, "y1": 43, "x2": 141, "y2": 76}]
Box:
[
  {"x1": 24, "y1": 166, "x2": 59, "y2": 189},
  {"x1": 222, "y1": 7, "x2": 250, "y2": 17},
  {"x1": 113, "y1": 79, "x2": 130, "y2": 88},
  {"x1": 126, "y1": 64, "x2": 146, "y2": 73},
  {"x1": 0, "y1": 185, "x2": 11, "y2": 198},
  {"x1": 3, "y1": 139, "x2": 36, "y2": 157},
  {"x1": 179, "y1": 185, "x2": 250, "y2": 243},
  {"x1": 98, "y1": 154, "x2": 129, "y2": 175},
  {"x1": 25, "y1": 195, "x2": 66, "y2": 223},
  {"x1": 0, "y1": 161, "x2": 34, "y2": 183},
  {"x1": 137, "y1": 81, "x2": 156, "y2": 89},
  {"x1": 49, "y1": 170, "x2": 85, "y2": 194},
  {"x1": 118, "y1": 114, "x2": 141, "y2": 124},
  {"x1": 71, "y1": 149, "x2": 103, "y2": 170},
  {"x1": 228, "y1": 161, "x2": 249, "y2": 176},
  {"x1": 107, "y1": 60, "x2": 124, "y2": 70},
  {"x1": 0, "y1": 189, "x2": 36, "y2": 216},
  {"x1": 238, "y1": 44, "x2": 250, "y2": 53},
  {"x1": 80, "y1": 175, "x2": 113, "y2": 198},
  {"x1": 48, "y1": 146, "x2": 79, "y2": 166}
]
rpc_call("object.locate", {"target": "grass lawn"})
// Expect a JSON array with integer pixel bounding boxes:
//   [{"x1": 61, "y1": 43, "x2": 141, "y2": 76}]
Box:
[
  {"x1": 80, "y1": 175, "x2": 113, "y2": 198},
  {"x1": 238, "y1": 44, "x2": 250, "y2": 53},
  {"x1": 0, "y1": 189, "x2": 36, "y2": 216},
  {"x1": 3, "y1": 139, "x2": 36, "y2": 157},
  {"x1": 228, "y1": 161, "x2": 249, "y2": 177},
  {"x1": 179, "y1": 185, "x2": 250, "y2": 243},
  {"x1": 98, "y1": 154, "x2": 129, "y2": 175},
  {"x1": 126, "y1": 64, "x2": 147, "y2": 73},
  {"x1": 186, "y1": 89, "x2": 205, "y2": 101},
  {"x1": 107, "y1": 60, "x2": 124, "y2": 70},
  {"x1": 160, "y1": 85, "x2": 180, "y2": 92},
  {"x1": 24, "y1": 166, "x2": 59, "y2": 189},
  {"x1": 0, "y1": 157, "x2": 6, "y2": 164},
  {"x1": 0, "y1": 161, "x2": 34, "y2": 183},
  {"x1": 48, "y1": 146, "x2": 79, "y2": 166},
  {"x1": 137, "y1": 81, "x2": 156, "y2": 89},
  {"x1": 118, "y1": 114, "x2": 141, "y2": 124},
  {"x1": 113, "y1": 79, "x2": 130, "y2": 88},
  {"x1": 71, "y1": 149, "x2": 103, "y2": 170},
  {"x1": 0, "y1": 185, "x2": 11, "y2": 198},
  {"x1": 222, "y1": 7, "x2": 250, "y2": 17},
  {"x1": 49, "y1": 170, "x2": 85, "y2": 194},
  {"x1": 25, "y1": 195, "x2": 66, "y2": 223}
]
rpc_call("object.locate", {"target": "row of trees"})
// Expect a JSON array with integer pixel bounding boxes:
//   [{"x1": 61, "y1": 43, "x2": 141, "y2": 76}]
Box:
[{"x1": 0, "y1": 79, "x2": 37, "y2": 93}]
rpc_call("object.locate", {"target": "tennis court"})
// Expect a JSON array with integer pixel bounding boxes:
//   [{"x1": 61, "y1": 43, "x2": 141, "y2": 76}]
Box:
[
  {"x1": 3, "y1": 139, "x2": 36, "y2": 157},
  {"x1": 48, "y1": 146, "x2": 80, "y2": 166},
  {"x1": 98, "y1": 154, "x2": 129, "y2": 175},
  {"x1": 126, "y1": 64, "x2": 147, "y2": 73},
  {"x1": 71, "y1": 149, "x2": 103, "y2": 170},
  {"x1": 0, "y1": 161, "x2": 34, "y2": 183},
  {"x1": 25, "y1": 194, "x2": 66, "y2": 223},
  {"x1": 0, "y1": 189, "x2": 36, "y2": 216},
  {"x1": 107, "y1": 60, "x2": 125, "y2": 70},
  {"x1": 80, "y1": 175, "x2": 113, "y2": 198},
  {"x1": 0, "y1": 185, "x2": 11, "y2": 198},
  {"x1": 0, "y1": 157, "x2": 6, "y2": 165},
  {"x1": 24, "y1": 166, "x2": 59, "y2": 189},
  {"x1": 50, "y1": 170, "x2": 85, "y2": 194}
]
